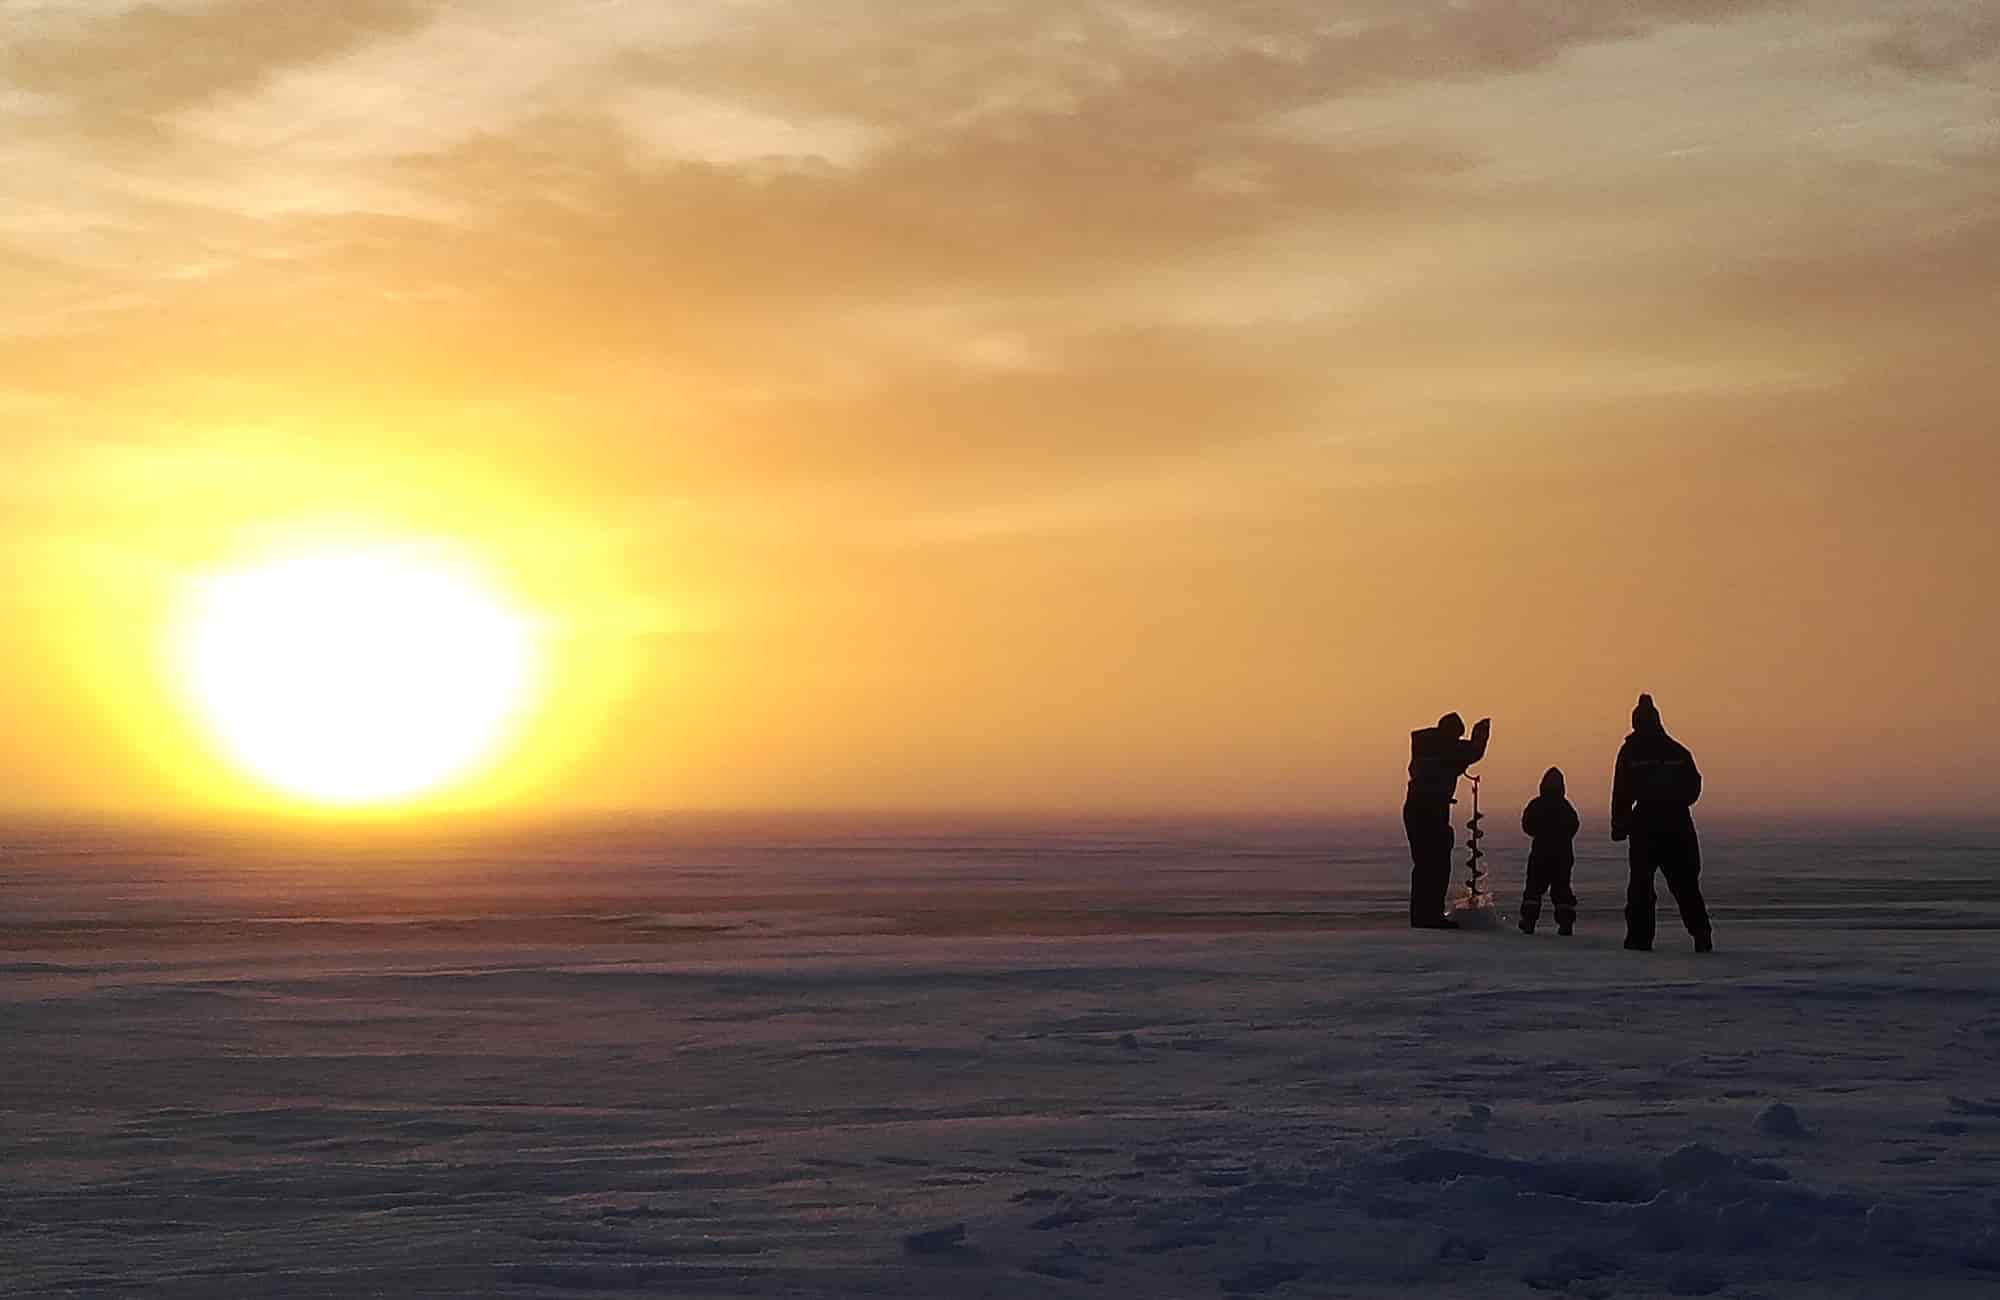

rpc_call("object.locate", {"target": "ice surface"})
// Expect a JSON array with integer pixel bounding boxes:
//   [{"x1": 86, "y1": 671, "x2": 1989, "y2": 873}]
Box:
[{"x1": 2, "y1": 817, "x2": 1998, "y2": 1297}]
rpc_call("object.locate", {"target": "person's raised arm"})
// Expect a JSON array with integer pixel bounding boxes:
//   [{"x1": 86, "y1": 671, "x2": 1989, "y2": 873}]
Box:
[{"x1": 1463, "y1": 716, "x2": 1491, "y2": 767}]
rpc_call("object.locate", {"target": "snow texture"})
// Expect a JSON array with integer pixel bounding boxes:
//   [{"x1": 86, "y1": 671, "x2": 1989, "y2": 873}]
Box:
[{"x1": 3, "y1": 818, "x2": 1998, "y2": 1297}]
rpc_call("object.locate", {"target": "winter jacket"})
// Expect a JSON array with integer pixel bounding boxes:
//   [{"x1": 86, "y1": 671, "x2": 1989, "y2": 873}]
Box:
[
  {"x1": 1405, "y1": 719, "x2": 1489, "y2": 810},
  {"x1": 1611, "y1": 727, "x2": 1701, "y2": 839},
  {"x1": 1522, "y1": 768, "x2": 1580, "y2": 865}
]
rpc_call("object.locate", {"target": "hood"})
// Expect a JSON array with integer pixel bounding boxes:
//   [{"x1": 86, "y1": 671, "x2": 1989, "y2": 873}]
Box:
[
  {"x1": 1540, "y1": 767, "x2": 1565, "y2": 798},
  {"x1": 1631, "y1": 693, "x2": 1663, "y2": 733},
  {"x1": 1435, "y1": 712, "x2": 1465, "y2": 739}
]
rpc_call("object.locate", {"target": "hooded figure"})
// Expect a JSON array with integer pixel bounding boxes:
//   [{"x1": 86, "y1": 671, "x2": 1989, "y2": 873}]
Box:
[
  {"x1": 1518, "y1": 766, "x2": 1581, "y2": 934},
  {"x1": 1403, "y1": 712, "x2": 1491, "y2": 928},
  {"x1": 1611, "y1": 694, "x2": 1712, "y2": 952}
]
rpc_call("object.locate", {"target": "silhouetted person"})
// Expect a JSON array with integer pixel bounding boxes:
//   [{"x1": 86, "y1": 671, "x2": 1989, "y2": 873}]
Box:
[
  {"x1": 1611, "y1": 693, "x2": 1712, "y2": 952},
  {"x1": 1404, "y1": 712, "x2": 1490, "y2": 928},
  {"x1": 1518, "y1": 766, "x2": 1580, "y2": 935}
]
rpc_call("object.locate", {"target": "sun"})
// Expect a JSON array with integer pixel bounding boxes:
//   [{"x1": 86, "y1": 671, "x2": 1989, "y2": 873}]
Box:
[{"x1": 175, "y1": 540, "x2": 542, "y2": 809}]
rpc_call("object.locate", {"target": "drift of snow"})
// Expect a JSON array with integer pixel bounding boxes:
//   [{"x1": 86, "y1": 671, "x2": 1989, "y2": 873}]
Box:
[{"x1": 3, "y1": 818, "x2": 1998, "y2": 1298}]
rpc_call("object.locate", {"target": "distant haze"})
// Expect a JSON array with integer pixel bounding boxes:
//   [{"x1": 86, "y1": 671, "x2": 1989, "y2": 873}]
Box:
[{"x1": 2, "y1": 2, "x2": 1994, "y2": 818}]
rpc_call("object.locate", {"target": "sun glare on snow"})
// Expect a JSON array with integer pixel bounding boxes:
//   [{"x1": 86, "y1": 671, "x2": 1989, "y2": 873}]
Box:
[{"x1": 176, "y1": 541, "x2": 541, "y2": 809}]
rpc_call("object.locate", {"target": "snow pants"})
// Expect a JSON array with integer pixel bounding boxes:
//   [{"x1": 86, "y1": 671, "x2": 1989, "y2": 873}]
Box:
[
  {"x1": 1403, "y1": 800, "x2": 1455, "y2": 924},
  {"x1": 1625, "y1": 826, "x2": 1710, "y2": 948},
  {"x1": 1519, "y1": 854, "x2": 1576, "y2": 931}
]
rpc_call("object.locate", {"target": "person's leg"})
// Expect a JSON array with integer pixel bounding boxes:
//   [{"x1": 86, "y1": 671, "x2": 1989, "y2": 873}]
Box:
[
  {"x1": 1551, "y1": 859, "x2": 1577, "y2": 935},
  {"x1": 1624, "y1": 835, "x2": 1657, "y2": 950},
  {"x1": 1423, "y1": 818, "x2": 1456, "y2": 921},
  {"x1": 1659, "y1": 831, "x2": 1712, "y2": 949},
  {"x1": 1407, "y1": 807, "x2": 1455, "y2": 926},
  {"x1": 1406, "y1": 806, "x2": 1442, "y2": 925},
  {"x1": 1404, "y1": 807, "x2": 1427, "y2": 924},
  {"x1": 1519, "y1": 860, "x2": 1546, "y2": 932}
]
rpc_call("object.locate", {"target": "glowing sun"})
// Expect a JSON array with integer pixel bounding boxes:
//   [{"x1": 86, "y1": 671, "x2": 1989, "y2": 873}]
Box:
[{"x1": 177, "y1": 541, "x2": 541, "y2": 808}]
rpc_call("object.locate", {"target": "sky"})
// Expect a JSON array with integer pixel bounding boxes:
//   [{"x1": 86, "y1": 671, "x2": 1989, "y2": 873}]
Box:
[{"x1": 2, "y1": 0, "x2": 1995, "y2": 819}]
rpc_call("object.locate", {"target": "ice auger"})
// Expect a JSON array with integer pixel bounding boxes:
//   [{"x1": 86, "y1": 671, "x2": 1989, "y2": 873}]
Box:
[{"x1": 1457, "y1": 771, "x2": 1493, "y2": 914}]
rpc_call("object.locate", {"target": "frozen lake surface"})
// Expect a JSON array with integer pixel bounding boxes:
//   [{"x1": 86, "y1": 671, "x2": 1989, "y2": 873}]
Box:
[{"x1": 4, "y1": 816, "x2": 1999, "y2": 1296}]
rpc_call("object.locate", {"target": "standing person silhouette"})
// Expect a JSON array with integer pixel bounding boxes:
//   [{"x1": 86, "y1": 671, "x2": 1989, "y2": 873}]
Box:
[
  {"x1": 1611, "y1": 693, "x2": 1713, "y2": 952},
  {"x1": 1403, "y1": 712, "x2": 1490, "y2": 929},
  {"x1": 1518, "y1": 766, "x2": 1580, "y2": 935}
]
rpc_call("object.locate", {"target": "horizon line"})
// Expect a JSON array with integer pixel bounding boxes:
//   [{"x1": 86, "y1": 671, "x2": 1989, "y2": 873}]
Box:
[{"x1": 3, "y1": 804, "x2": 1997, "y2": 833}]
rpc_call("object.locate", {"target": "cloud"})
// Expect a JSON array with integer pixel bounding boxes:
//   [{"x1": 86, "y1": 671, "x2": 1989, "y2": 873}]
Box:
[
  {"x1": 3, "y1": 0, "x2": 1994, "y2": 529},
  {"x1": 634, "y1": 1, "x2": 1789, "y2": 133},
  {"x1": 2, "y1": 0, "x2": 433, "y2": 141},
  {"x1": 1872, "y1": 5, "x2": 2000, "y2": 77}
]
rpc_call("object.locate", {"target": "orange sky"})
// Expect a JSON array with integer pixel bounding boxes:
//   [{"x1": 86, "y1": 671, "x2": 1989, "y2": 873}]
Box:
[{"x1": 3, "y1": 1, "x2": 1995, "y2": 818}]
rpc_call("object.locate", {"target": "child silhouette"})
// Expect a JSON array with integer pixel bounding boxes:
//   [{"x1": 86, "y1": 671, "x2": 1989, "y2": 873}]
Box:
[{"x1": 1519, "y1": 767, "x2": 1581, "y2": 935}]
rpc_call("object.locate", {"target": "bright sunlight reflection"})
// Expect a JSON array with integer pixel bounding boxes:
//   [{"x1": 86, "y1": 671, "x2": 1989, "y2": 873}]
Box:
[{"x1": 176, "y1": 540, "x2": 541, "y2": 808}]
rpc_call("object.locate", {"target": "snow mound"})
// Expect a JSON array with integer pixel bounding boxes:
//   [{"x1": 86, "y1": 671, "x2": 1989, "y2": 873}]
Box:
[
  {"x1": 902, "y1": 1223, "x2": 968, "y2": 1255},
  {"x1": 1659, "y1": 1143, "x2": 1790, "y2": 1188},
  {"x1": 1755, "y1": 1101, "x2": 1810, "y2": 1138},
  {"x1": 1390, "y1": 1145, "x2": 1658, "y2": 1204}
]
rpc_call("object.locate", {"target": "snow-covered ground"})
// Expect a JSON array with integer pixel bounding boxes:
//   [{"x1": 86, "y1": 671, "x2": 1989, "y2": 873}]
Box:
[{"x1": 3, "y1": 820, "x2": 1998, "y2": 1297}]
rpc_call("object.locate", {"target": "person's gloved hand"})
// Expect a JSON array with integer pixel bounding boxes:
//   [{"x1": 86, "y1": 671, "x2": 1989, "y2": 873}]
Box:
[{"x1": 1610, "y1": 818, "x2": 1628, "y2": 843}]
